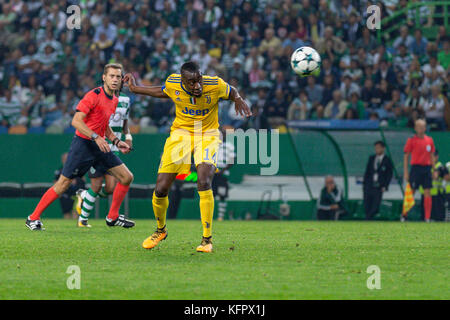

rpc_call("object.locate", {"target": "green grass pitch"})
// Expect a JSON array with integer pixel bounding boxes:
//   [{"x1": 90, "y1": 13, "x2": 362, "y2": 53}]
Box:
[{"x1": 0, "y1": 219, "x2": 448, "y2": 300}]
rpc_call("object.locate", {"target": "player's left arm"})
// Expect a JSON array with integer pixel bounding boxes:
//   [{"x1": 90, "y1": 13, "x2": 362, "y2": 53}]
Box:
[
  {"x1": 228, "y1": 86, "x2": 252, "y2": 117},
  {"x1": 106, "y1": 125, "x2": 131, "y2": 154}
]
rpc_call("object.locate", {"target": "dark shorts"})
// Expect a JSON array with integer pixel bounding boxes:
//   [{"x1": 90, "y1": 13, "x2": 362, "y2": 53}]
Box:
[
  {"x1": 61, "y1": 135, "x2": 123, "y2": 179},
  {"x1": 409, "y1": 165, "x2": 432, "y2": 190},
  {"x1": 88, "y1": 151, "x2": 120, "y2": 178}
]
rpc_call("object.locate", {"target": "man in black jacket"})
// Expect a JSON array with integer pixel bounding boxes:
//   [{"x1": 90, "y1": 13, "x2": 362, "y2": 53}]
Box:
[{"x1": 363, "y1": 141, "x2": 394, "y2": 220}]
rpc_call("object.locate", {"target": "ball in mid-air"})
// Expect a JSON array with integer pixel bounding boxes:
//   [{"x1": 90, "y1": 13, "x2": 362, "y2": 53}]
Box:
[{"x1": 290, "y1": 46, "x2": 321, "y2": 77}]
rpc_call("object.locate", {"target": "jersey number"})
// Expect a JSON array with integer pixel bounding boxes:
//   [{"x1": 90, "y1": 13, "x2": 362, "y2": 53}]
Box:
[{"x1": 204, "y1": 148, "x2": 217, "y2": 164}]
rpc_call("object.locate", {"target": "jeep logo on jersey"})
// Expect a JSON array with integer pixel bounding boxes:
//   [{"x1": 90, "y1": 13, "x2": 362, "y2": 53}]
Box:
[{"x1": 181, "y1": 107, "x2": 209, "y2": 116}]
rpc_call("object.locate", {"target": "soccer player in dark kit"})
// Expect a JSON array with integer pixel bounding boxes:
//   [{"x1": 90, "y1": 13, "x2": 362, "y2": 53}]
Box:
[{"x1": 25, "y1": 63, "x2": 135, "y2": 230}]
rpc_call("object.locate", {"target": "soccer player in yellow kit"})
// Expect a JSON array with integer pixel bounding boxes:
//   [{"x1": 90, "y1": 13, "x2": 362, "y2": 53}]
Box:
[{"x1": 124, "y1": 62, "x2": 251, "y2": 252}]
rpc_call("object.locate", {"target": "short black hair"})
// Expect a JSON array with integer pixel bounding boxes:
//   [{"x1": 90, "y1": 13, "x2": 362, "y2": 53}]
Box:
[
  {"x1": 181, "y1": 61, "x2": 200, "y2": 74},
  {"x1": 374, "y1": 140, "x2": 385, "y2": 147}
]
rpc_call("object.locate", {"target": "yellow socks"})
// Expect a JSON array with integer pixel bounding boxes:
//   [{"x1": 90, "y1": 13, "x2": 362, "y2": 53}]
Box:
[
  {"x1": 198, "y1": 189, "x2": 214, "y2": 238},
  {"x1": 152, "y1": 192, "x2": 168, "y2": 229}
]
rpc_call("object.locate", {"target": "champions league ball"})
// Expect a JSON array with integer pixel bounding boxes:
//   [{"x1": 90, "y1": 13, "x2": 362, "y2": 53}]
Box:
[{"x1": 290, "y1": 46, "x2": 321, "y2": 77}]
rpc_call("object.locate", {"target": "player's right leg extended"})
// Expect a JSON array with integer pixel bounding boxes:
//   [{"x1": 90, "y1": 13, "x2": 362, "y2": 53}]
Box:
[
  {"x1": 28, "y1": 135, "x2": 101, "y2": 230},
  {"x1": 142, "y1": 173, "x2": 177, "y2": 249},
  {"x1": 26, "y1": 175, "x2": 72, "y2": 230}
]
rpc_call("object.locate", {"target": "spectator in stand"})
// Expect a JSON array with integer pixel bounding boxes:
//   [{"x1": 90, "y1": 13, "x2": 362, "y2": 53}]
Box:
[
  {"x1": 283, "y1": 31, "x2": 305, "y2": 51},
  {"x1": 0, "y1": 88, "x2": 27, "y2": 127},
  {"x1": 423, "y1": 85, "x2": 447, "y2": 130},
  {"x1": 404, "y1": 86, "x2": 426, "y2": 116},
  {"x1": 383, "y1": 89, "x2": 405, "y2": 121},
  {"x1": 321, "y1": 74, "x2": 336, "y2": 107},
  {"x1": 222, "y1": 43, "x2": 245, "y2": 70},
  {"x1": 409, "y1": 29, "x2": 428, "y2": 57},
  {"x1": 346, "y1": 91, "x2": 366, "y2": 119},
  {"x1": 393, "y1": 43, "x2": 414, "y2": 77},
  {"x1": 422, "y1": 55, "x2": 446, "y2": 79},
  {"x1": 191, "y1": 41, "x2": 212, "y2": 73},
  {"x1": 393, "y1": 25, "x2": 414, "y2": 52},
  {"x1": 288, "y1": 91, "x2": 311, "y2": 121},
  {"x1": 374, "y1": 59, "x2": 397, "y2": 85},
  {"x1": 325, "y1": 90, "x2": 348, "y2": 119},
  {"x1": 266, "y1": 88, "x2": 288, "y2": 128},
  {"x1": 305, "y1": 76, "x2": 323, "y2": 105},
  {"x1": 244, "y1": 47, "x2": 265, "y2": 74},
  {"x1": 340, "y1": 74, "x2": 360, "y2": 101},
  {"x1": 343, "y1": 107, "x2": 358, "y2": 120},
  {"x1": 20, "y1": 74, "x2": 44, "y2": 128},
  {"x1": 437, "y1": 39, "x2": 450, "y2": 70},
  {"x1": 361, "y1": 78, "x2": 379, "y2": 110},
  {"x1": 356, "y1": 28, "x2": 379, "y2": 52},
  {"x1": 0, "y1": 0, "x2": 446, "y2": 132},
  {"x1": 259, "y1": 27, "x2": 282, "y2": 57}
]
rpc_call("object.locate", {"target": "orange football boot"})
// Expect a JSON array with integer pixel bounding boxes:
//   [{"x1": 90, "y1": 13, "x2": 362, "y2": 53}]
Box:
[{"x1": 142, "y1": 227, "x2": 168, "y2": 249}]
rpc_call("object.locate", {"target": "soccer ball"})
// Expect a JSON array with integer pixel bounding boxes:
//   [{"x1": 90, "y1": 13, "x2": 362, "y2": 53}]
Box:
[{"x1": 290, "y1": 46, "x2": 321, "y2": 77}]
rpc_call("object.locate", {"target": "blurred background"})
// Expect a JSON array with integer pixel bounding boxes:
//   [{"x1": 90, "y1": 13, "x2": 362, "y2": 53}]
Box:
[{"x1": 0, "y1": 0, "x2": 449, "y2": 221}]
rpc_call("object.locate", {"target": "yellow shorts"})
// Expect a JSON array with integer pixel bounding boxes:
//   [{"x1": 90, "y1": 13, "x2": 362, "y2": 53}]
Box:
[{"x1": 158, "y1": 132, "x2": 221, "y2": 174}]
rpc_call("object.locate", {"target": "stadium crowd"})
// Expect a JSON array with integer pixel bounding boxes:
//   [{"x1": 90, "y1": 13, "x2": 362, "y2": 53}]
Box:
[{"x1": 0, "y1": 0, "x2": 449, "y2": 133}]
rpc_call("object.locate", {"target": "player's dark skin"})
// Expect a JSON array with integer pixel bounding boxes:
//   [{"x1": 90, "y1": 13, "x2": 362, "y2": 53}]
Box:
[{"x1": 123, "y1": 70, "x2": 252, "y2": 196}]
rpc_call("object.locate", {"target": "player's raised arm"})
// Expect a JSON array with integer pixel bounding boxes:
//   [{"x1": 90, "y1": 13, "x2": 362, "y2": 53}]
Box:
[
  {"x1": 123, "y1": 73, "x2": 170, "y2": 99},
  {"x1": 229, "y1": 86, "x2": 252, "y2": 117}
]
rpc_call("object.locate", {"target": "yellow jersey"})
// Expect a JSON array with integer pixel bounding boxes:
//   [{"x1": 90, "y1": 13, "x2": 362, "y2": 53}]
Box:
[{"x1": 162, "y1": 74, "x2": 230, "y2": 134}]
